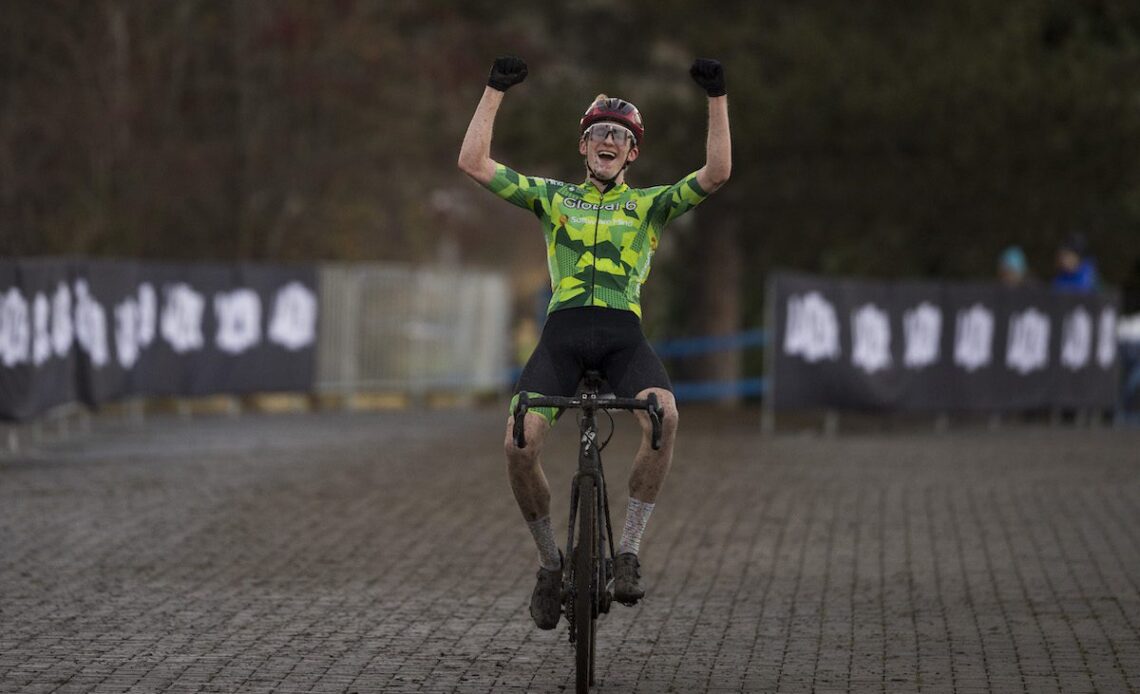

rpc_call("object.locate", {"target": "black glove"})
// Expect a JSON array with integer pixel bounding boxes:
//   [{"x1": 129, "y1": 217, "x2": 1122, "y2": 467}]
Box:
[
  {"x1": 488, "y1": 56, "x2": 528, "y2": 92},
  {"x1": 690, "y1": 58, "x2": 726, "y2": 97}
]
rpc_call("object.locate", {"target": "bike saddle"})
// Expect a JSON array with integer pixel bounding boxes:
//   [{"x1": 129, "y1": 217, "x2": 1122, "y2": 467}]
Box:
[
  {"x1": 580, "y1": 371, "x2": 615, "y2": 399},
  {"x1": 583, "y1": 371, "x2": 611, "y2": 392}
]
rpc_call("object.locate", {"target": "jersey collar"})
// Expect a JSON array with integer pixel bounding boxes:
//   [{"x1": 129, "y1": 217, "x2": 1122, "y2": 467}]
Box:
[{"x1": 580, "y1": 180, "x2": 629, "y2": 200}]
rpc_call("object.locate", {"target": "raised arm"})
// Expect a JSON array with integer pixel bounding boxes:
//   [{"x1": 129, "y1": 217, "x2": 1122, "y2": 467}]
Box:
[
  {"x1": 690, "y1": 59, "x2": 732, "y2": 194},
  {"x1": 458, "y1": 56, "x2": 527, "y2": 186}
]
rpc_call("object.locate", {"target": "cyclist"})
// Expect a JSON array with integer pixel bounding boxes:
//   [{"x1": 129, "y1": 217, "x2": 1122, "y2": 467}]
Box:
[{"x1": 458, "y1": 55, "x2": 731, "y2": 629}]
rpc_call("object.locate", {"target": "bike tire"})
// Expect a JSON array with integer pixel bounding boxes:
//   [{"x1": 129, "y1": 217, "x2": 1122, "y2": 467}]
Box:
[{"x1": 575, "y1": 476, "x2": 597, "y2": 694}]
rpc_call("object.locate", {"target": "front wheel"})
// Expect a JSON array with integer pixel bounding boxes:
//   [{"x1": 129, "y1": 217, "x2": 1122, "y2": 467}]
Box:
[{"x1": 575, "y1": 476, "x2": 597, "y2": 693}]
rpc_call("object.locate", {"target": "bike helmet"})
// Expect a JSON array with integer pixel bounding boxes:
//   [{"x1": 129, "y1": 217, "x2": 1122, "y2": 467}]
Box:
[{"x1": 580, "y1": 95, "x2": 644, "y2": 145}]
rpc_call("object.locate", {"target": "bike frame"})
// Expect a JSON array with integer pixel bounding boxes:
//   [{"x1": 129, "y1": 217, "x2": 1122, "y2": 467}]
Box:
[
  {"x1": 512, "y1": 374, "x2": 663, "y2": 692},
  {"x1": 563, "y1": 388, "x2": 617, "y2": 626}
]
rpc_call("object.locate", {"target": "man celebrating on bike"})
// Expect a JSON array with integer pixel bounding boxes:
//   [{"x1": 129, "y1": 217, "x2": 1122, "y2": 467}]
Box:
[{"x1": 459, "y1": 56, "x2": 731, "y2": 630}]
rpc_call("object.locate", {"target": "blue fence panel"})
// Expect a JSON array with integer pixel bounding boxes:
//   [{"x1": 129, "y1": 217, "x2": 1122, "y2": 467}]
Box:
[
  {"x1": 652, "y1": 329, "x2": 767, "y2": 358},
  {"x1": 671, "y1": 378, "x2": 767, "y2": 401},
  {"x1": 655, "y1": 329, "x2": 768, "y2": 403}
]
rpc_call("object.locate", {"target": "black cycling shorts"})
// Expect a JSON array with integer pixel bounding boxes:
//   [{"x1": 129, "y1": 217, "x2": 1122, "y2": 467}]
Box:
[{"x1": 514, "y1": 307, "x2": 672, "y2": 420}]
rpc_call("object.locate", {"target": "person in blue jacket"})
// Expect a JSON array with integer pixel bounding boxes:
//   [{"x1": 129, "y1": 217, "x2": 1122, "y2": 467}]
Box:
[{"x1": 1052, "y1": 232, "x2": 1099, "y2": 293}]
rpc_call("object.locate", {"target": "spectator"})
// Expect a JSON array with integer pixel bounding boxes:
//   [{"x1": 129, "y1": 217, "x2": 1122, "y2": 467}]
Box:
[
  {"x1": 1052, "y1": 232, "x2": 1099, "y2": 293},
  {"x1": 1123, "y1": 257, "x2": 1140, "y2": 314},
  {"x1": 1120, "y1": 259, "x2": 1140, "y2": 423},
  {"x1": 997, "y1": 245, "x2": 1029, "y2": 287}
]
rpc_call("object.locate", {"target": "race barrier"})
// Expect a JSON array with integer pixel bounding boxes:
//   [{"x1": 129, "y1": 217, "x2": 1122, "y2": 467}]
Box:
[
  {"x1": 0, "y1": 258, "x2": 512, "y2": 423},
  {"x1": 767, "y1": 272, "x2": 1121, "y2": 411},
  {"x1": 315, "y1": 263, "x2": 510, "y2": 396},
  {"x1": 654, "y1": 330, "x2": 766, "y2": 402},
  {"x1": 3, "y1": 259, "x2": 1125, "y2": 421},
  {"x1": 0, "y1": 258, "x2": 318, "y2": 421}
]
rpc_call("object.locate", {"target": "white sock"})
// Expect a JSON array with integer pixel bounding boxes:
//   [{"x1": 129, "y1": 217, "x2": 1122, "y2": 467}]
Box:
[
  {"x1": 618, "y1": 498, "x2": 655, "y2": 556},
  {"x1": 527, "y1": 516, "x2": 561, "y2": 570}
]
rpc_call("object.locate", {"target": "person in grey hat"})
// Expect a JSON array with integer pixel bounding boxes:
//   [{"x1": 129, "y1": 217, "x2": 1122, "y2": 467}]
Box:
[{"x1": 998, "y1": 245, "x2": 1029, "y2": 287}]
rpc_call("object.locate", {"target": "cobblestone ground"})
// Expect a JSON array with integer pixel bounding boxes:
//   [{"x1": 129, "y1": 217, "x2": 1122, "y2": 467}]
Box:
[{"x1": 1, "y1": 408, "x2": 1139, "y2": 693}]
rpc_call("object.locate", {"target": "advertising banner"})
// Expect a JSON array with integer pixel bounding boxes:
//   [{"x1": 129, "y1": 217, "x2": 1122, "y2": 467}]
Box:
[
  {"x1": 0, "y1": 258, "x2": 319, "y2": 421},
  {"x1": 770, "y1": 272, "x2": 1119, "y2": 411}
]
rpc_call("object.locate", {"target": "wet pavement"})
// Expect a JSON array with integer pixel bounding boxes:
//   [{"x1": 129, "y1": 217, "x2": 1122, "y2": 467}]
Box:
[{"x1": 2, "y1": 407, "x2": 1139, "y2": 693}]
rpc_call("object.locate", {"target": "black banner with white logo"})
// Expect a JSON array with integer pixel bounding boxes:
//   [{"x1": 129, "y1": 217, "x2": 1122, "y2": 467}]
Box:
[
  {"x1": 0, "y1": 258, "x2": 319, "y2": 421},
  {"x1": 770, "y1": 272, "x2": 1120, "y2": 411}
]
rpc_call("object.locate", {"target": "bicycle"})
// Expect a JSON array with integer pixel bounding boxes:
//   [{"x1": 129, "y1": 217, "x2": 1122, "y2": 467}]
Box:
[{"x1": 512, "y1": 370, "x2": 664, "y2": 694}]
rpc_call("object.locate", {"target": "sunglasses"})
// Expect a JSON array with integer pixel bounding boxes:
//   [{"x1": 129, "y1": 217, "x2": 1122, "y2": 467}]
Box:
[{"x1": 584, "y1": 122, "x2": 636, "y2": 146}]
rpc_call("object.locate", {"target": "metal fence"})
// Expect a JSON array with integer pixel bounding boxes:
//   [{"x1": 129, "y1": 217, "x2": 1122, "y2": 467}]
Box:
[{"x1": 315, "y1": 263, "x2": 511, "y2": 396}]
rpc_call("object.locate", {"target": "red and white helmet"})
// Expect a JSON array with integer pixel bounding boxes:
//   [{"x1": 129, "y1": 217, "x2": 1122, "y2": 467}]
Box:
[{"x1": 580, "y1": 95, "x2": 644, "y2": 145}]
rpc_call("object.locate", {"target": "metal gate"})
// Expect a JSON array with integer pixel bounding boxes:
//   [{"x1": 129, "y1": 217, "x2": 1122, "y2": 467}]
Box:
[{"x1": 316, "y1": 263, "x2": 510, "y2": 397}]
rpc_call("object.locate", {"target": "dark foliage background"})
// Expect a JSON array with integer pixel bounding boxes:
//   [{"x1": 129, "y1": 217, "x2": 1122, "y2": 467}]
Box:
[{"x1": 4, "y1": 1, "x2": 1139, "y2": 360}]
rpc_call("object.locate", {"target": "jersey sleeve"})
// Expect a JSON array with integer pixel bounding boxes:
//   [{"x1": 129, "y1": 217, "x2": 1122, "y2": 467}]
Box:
[
  {"x1": 486, "y1": 164, "x2": 555, "y2": 220},
  {"x1": 646, "y1": 171, "x2": 710, "y2": 227}
]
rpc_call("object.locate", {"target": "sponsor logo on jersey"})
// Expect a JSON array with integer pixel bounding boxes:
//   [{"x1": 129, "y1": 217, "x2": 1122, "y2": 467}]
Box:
[{"x1": 563, "y1": 198, "x2": 638, "y2": 212}]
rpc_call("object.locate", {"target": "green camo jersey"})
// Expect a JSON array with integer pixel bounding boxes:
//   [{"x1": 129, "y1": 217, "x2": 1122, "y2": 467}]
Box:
[{"x1": 488, "y1": 164, "x2": 709, "y2": 318}]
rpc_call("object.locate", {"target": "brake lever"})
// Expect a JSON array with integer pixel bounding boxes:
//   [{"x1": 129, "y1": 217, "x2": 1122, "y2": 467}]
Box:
[
  {"x1": 646, "y1": 392, "x2": 663, "y2": 451},
  {"x1": 513, "y1": 393, "x2": 529, "y2": 449}
]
